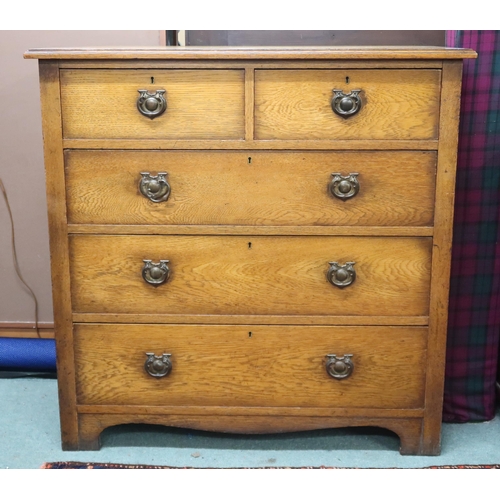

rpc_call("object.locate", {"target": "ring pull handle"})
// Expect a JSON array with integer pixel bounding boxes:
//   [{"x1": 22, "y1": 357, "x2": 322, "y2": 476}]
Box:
[
  {"x1": 142, "y1": 259, "x2": 170, "y2": 286},
  {"x1": 139, "y1": 172, "x2": 171, "y2": 203},
  {"x1": 330, "y1": 173, "x2": 359, "y2": 200},
  {"x1": 145, "y1": 353, "x2": 172, "y2": 378},
  {"x1": 331, "y1": 89, "x2": 362, "y2": 118},
  {"x1": 327, "y1": 262, "x2": 356, "y2": 288},
  {"x1": 137, "y1": 89, "x2": 167, "y2": 119},
  {"x1": 326, "y1": 354, "x2": 354, "y2": 379}
]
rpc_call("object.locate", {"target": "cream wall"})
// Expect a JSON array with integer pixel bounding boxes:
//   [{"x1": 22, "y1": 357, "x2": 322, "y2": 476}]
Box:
[{"x1": 0, "y1": 31, "x2": 163, "y2": 328}]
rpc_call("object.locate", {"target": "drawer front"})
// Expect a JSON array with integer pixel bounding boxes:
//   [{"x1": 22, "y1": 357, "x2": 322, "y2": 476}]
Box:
[
  {"x1": 255, "y1": 70, "x2": 441, "y2": 140},
  {"x1": 74, "y1": 324, "x2": 427, "y2": 409},
  {"x1": 69, "y1": 235, "x2": 432, "y2": 316},
  {"x1": 60, "y1": 69, "x2": 245, "y2": 140},
  {"x1": 66, "y1": 150, "x2": 436, "y2": 227}
]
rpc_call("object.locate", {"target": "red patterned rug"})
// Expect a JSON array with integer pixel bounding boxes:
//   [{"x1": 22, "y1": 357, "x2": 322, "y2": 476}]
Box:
[{"x1": 41, "y1": 462, "x2": 500, "y2": 469}]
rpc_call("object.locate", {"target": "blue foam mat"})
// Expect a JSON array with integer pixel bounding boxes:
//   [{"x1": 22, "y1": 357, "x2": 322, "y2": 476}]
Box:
[{"x1": 0, "y1": 338, "x2": 56, "y2": 371}]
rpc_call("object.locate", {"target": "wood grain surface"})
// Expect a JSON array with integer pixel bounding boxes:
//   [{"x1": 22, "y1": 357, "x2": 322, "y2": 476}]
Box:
[
  {"x1": 57, "y1": 61, "x2": 445, "y2": 70},
  {"x1": 24, "y1": 47, "x2": 477, "y2": 60},
  {"x1": 38, "y1": 61, "x2": 79, "y2": 449},
  {"x1": 74, "y1": 324, "x2": 427, "y2": 408},
  {"x1": 422, "y1": 60, "x2": 464, "y2": 455},
  {"x1": 77, "y1": 405, "x2": 424, "y2": 418},
  {"x1": 76, "y1": 412, "x2": 425, "y2": 453},
  {"x1": 69, "y1": 235, "x2": 432, "y2": 317},
  {"x1": 255, "y1": 69, "x2": 441, "y2": 140},
  {"x1": 0, "y1": 327, "x2": 54, "y2": 339},
  {"x1": 65, "y1": 150, "x2": 437, "y2": 227},
  {"x1": 62, "y1": 138, "x2": 440, "y2": 150},
  {"x1": 60, "y1": 69, "x2": 245, "y2": 140},
  {"x1": 68, "y1": 224, "x2": 433, "y2": 237},
  {"x1": 72, "y1": 313, "x2": 429, "y2": 326}
]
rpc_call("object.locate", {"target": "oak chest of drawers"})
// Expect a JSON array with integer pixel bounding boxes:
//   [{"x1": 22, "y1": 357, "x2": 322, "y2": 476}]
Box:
[{"x1": 26, "y1": 46, "x2": 476, "y2": 455}]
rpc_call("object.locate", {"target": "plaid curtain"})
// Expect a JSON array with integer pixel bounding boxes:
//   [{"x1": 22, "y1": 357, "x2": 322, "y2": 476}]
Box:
[{"x1": 444, "y1": 31, "x2": 500, "y2": 421}]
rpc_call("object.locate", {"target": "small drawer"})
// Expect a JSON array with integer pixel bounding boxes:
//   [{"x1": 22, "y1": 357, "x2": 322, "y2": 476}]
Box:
[
  {"x1": 60, "y1": 69, "x2": 245, "y2": 140},
  {"x1": 69, "y1": 235, "x2": 432, "y2": 317},
  {"x1": 74, "y1": 323, "x2": 427, "y2": 409},
  {"x1": 65, "y1": 150, "x2": 437, "y2": 227},
  {"x1": 255, "y1": 69, "x2": 441, "y2": 140}
]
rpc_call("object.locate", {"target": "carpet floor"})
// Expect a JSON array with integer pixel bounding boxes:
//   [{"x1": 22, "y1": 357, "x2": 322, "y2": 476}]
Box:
[{"x1": 1, "y1": 377, "x2": 500, "y2": 469}]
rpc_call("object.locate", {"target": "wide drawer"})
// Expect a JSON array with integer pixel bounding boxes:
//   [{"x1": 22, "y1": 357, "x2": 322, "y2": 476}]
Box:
[
  {"x1": 69, "y1": 235, "x2": 432, "y2": 316},
  {"x1": 74, "y1": 324, "x2": 427, "y2": 408},
  {"x1": 65, "y1": 150, "x2": 437, "y2": 227},
  {"x1": 255, "y1": 69, "x2": 441, "y2": 140},
  {"x1": 60, "y1": 69, "x2": 245, "y2": 140}
]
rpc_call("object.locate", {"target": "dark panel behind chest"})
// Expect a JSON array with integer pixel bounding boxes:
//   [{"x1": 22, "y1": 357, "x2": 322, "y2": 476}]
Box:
[{"x1": 184, "y1": 30, "x2": 445, "y2": 47}]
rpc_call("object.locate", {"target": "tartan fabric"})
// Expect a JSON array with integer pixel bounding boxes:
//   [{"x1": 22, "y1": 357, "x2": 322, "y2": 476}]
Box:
[{"x1": 444, "y1": 31, "x2": 500, "y2": 421}]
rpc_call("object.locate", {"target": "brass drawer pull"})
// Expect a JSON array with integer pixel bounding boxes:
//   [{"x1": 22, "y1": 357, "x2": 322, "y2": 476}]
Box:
[
  {"x1": 142, "y1": 259, "x2": 170, "y2": 286},
  {"x1": 327, "y1": 261, "x2": 356, "y2": 288},
  {"x1": 145, "y1": 353, "x2": 172, "y2": 378},
  {"x1": 332, "y1": 89, "x2": 362, "y2": 118},
  {"x1": 139, "y1": 172, "x2": 171, "y2": 203},
  {"x1": 137, "y1": 89, "x2": 167, "y2": 119},
  {"x1": 330, "y1": 173, "x2": 359, "y2": 200},
  {"x1": 326, "y1": 354, "x2": 354, "y2": 379}
]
